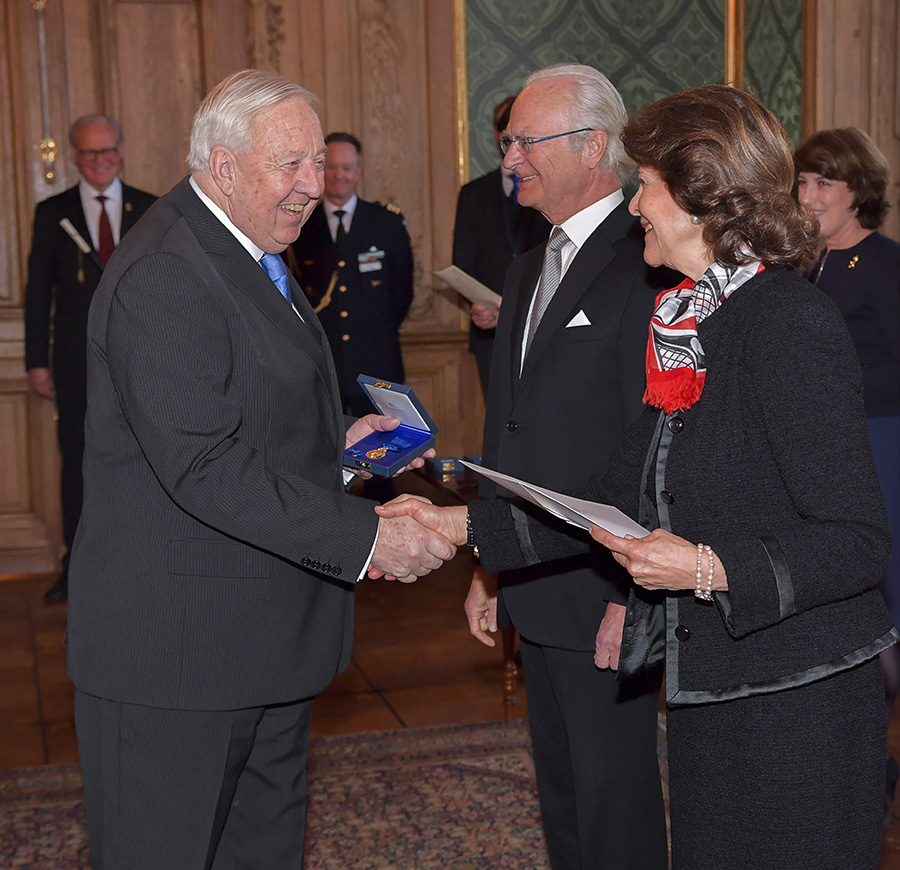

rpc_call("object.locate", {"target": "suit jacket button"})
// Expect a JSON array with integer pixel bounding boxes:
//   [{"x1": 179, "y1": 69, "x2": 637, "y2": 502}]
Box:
[
  {"x1": 311, "y1": 560, "x2": 321, "y2": 570},
  {"x1": 338, "y1": 261, "x2": 346, "y2": 269},
  {"x1": 506, "y1": 420, "x2": 518, "y2": 432},
  {"x1": 660, "y1": 490, "x2": 674, "y2": 504},
  {"x1": 342, "y1": 334, "x2": 350, "y2": 342},
  {"x1": 668, "y1": 417, "x2": 684, "y2": 433},
  {"x1": 322, "y1": 562, "x2": 331, "y2": 573},
  {"x1": 675, "y1": 625, "x2": 690, "y2": 641},
  {"x1": 301, "y1": 557, "x2": 310, "y2": 566},
  {"x1": 333, "y1": 565, "x2": 342, "y2": 576}
]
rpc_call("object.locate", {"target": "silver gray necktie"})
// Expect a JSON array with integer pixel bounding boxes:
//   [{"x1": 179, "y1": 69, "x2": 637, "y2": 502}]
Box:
[{"x1": 525, "y1": 226, "x2": 570, "y2": 356}]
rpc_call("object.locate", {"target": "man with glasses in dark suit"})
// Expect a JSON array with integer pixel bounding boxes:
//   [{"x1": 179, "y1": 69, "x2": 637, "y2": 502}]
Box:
[
  {"x1": 463, "y1": 64, "x2": 673, "y2": 870},
  {"x1": 24, "y1": 115, "x2": 156, "y2": 603},
  {"x1": 452, "y1": 96, "x2": 549, "y2": 396}
]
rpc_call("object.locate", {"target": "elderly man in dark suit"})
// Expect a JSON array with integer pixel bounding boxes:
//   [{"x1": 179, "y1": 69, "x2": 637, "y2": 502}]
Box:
[
  {"x1": 452, "y1": 96, "x2": 549, "y2": 396},
  {"x1": 67, "y1": 70, "x2": 455, "y2": 870},
  {"x1": 24, "y1": 114, "x2": 156, "y2": 603},
  {"x1": 463, "y1": 64, "x2": 674, "y2": 869},
  {"x1": 287, "y1": 132, "x2": 413, "y2": 417}
]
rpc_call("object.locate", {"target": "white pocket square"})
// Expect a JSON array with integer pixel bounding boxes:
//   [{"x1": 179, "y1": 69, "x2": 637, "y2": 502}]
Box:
[{"x1": 566, "y1": 310, "x2": 591, "y2": 328}]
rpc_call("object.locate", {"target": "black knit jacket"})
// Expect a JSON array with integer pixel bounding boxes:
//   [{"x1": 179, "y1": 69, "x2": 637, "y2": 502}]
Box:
[{"x1": 470, "y1": 268, "x2": 896, "y2": 705}]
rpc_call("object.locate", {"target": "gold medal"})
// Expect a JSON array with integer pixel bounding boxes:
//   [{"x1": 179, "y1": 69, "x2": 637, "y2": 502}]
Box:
[{"x1": 366, "y1": 446, "x2": 388, "y2": 460}]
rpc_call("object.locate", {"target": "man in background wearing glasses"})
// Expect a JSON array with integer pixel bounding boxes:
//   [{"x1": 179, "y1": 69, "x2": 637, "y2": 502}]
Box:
[
  {"x1": 463, "y1": 64, "x2": 673, "y2": 870},
  {"x1": 24, "y1": 115, "x2": 156, "y2": 603},
  {"x1": 452, "y1": 95, "x2": 549, "y2": 397}
]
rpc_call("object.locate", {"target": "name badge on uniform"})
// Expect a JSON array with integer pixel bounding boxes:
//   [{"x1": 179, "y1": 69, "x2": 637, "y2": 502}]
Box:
[{"x1": 358, "y1": 247, "x2": 385, "y2": 273}]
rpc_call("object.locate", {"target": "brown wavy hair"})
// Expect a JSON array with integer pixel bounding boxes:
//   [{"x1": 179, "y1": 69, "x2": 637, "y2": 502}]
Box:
[
  {"x1": 794, "y1": 127, "x2": 891, "y2": 230},
  {"x1": 622, "y1": 84, "x2": 819, "y2": 272}
]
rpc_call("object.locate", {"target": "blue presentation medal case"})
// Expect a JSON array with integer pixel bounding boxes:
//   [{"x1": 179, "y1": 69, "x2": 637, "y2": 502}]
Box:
[{"x1": 343, "y1": 375, "x2": 438, "y2": 477}]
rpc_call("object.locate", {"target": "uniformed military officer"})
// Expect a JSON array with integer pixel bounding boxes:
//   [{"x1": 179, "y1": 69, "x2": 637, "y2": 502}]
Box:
[{"x1": 287, "y1": 132, "x2": 414, "y2": 416}]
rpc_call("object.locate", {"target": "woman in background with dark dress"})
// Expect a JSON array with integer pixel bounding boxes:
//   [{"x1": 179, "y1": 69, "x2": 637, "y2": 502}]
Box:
[
  {"x1": 795, "y1": 126, "x2": 900, "y2": 804},
  {"x1": 795, "y1": 127, "x2": 900, "y2": 635},
  {"x1": 378, "y1": 87, "x2": 897, "y2": 869}
]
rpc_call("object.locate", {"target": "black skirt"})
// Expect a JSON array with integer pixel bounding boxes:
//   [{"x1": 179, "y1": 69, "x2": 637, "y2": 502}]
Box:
[{"x1": 667, "y1": 656, "x2": 885, "y2": 870}]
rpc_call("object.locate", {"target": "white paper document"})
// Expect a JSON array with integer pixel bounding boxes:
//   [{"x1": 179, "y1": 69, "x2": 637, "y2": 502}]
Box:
[
  {"x1": 460, "y1": 461, "x2": 649, "y2": 539},
  {"x1": 433, "y1": 266, "x2": 502, "y2": 307}
]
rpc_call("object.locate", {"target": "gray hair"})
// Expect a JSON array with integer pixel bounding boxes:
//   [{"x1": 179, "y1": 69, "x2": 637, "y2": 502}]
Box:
[
  {"x1": 524, "y1": 64, "x2": 633, "y2": 186},
  {"x1": 69, "y1": 115, "x2": 123, "y2": 147},
  {"x1": 187, "y1": 69, "x2": 318, "y2": 173}
]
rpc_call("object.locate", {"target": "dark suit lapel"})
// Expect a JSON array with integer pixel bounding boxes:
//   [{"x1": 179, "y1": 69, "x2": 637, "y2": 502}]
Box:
[
  {"x1": 509, "y1": 248, "x2": 542, "y2": 400},
  {"x1": 121, "y1": 184, "x2": 145, "y2": 234},
  {"x1": 519, "y1": 202, "x2": 632, "y2": 385},
  {"x1": 171, "y1": 179, "x2": 341, "y2": 422}
]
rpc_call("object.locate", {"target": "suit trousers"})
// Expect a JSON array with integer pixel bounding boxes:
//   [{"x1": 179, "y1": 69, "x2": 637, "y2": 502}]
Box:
[
  {"x1": 519, "y1": 638, "x2": 668, "y2": 870},
  {"x1": 74, "y1": 690, "x2": 314, "y2": 870}
]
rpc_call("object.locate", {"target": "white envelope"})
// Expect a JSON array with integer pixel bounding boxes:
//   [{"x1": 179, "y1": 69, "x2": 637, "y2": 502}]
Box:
[{"x1": 461, "y1": 461, "x2": 649, "y2": 539}]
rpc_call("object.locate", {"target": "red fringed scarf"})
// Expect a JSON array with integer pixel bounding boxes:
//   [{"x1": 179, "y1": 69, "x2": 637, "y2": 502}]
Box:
[{"x1": 644, "y1": 262, "x2": 765, "y2": 413}]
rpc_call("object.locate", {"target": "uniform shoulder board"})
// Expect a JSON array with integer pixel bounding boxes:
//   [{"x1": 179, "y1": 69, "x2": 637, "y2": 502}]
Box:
[{"x1": 376, "y1": 200, "x2": 406, "y2": 226}]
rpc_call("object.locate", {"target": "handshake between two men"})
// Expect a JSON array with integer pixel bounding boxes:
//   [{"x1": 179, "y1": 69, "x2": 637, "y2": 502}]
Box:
[{"x1": 349, "y1": 413, "x2": 466, "y2": 584}]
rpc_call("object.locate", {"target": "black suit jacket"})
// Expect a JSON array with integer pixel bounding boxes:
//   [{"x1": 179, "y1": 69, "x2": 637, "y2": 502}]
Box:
[
  {"x1": 482, "y1": 201, "x2": 675, "y2": 650},
  {"x1": 288, "y1": 200, "x2": 413, "y2": 410},
  {"x1": 452, "y1": 168, "x2": 549, "y2": 386},
  {"x1": 24, "y1": 183, "x2": 157, "y2": 400},
  {"x1": 452, "y1": 168, "x2": 549, "y2": 294},
  {"x1": 67, "y1": 178, "x2": 380, "y2": 711}
]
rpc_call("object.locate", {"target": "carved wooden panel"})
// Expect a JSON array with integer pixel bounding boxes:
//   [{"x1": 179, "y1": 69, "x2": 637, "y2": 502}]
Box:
[
  {"x1": 287, "y1": 0, "x2": 462, "y2": 334},
  {"x1": 0, "y1": 1, "x2": 19, "y2": 308},
  {"x1": 0, "y1": 392, "x2": 29, "y2": 513},
  {"x1": 107, "y1": 1, "x2": 204, "y2": 195}
]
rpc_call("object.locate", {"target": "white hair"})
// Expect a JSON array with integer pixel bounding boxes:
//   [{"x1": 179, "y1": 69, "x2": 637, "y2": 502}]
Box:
[
  {"x1": 187, "y1": 69, "x2": 318, "y2": 173},
  {"x1": 524, "y1": 63, "x2": 634, "y2": 186}
]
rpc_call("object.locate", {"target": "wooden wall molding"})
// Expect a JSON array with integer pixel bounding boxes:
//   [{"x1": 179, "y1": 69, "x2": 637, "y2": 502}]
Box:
[
  {"x1": 805, "y1": 0, "x2": 900, "y2": 240},
  {"x1": 250, "y1": 0, "x2": 287, "y2": 74}
]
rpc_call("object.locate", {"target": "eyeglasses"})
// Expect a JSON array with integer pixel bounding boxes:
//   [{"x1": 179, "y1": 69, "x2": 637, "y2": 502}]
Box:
[
  {"x1": 76, "y1": 147, "x2": 120, "y2": 159},
  {"x1": 498, "y1": 128, "x2": 593, "y2": 155}
]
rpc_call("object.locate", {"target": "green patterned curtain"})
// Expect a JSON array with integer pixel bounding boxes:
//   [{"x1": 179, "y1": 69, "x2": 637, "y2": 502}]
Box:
[
  {"x1": 745, "y1": 0, "x2": 803, "y2": 145},
  {"x1": 465, "y1": 0, "x2": 802, "y2": 179}
]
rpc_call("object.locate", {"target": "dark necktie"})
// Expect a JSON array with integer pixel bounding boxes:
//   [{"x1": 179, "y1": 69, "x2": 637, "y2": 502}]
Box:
[
  {"x1": 333, "y1": 209, "x2": 348, "y2": 252},
  {"x1": 96, "y1": 195, "x2": 115, "y2": 265},
  {"x1": 524, "y1": 226, "x2": 570, "y2": 356},
  {"x1": 259, "y1": 253, "x2": 292, "y2": 305}
]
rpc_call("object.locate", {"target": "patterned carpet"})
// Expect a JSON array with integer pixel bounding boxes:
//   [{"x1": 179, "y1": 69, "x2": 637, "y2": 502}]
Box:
[{"x1": 0, "y1": 718, "x2": 668, "y2": 869}]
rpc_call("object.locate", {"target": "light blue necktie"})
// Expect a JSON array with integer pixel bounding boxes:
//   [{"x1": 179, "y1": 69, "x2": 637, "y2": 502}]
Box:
[{"x1": 259, "y1": 252, "x2": 292, "y2": 305}]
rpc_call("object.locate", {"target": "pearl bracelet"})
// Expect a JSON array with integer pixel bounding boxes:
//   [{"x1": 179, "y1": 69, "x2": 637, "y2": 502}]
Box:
[{"x1": 695, "y1": 542, "x2": 714, "y2": 601}]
